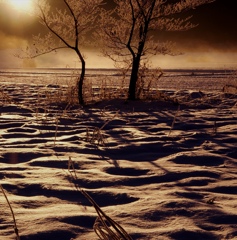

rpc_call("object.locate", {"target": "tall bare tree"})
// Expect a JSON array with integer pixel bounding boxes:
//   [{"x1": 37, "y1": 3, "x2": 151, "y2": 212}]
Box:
[
  {"x1": 19, "y1": 0, "x2": 103, "y2": 105},
  {"x1": 99, "y1": 0, "x2": 215, "y2": 100}
]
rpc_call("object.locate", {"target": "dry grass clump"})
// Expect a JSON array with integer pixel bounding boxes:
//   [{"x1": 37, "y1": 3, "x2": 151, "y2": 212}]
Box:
[
  {"x1": 31, "y1": 73, "x2": 80, "y2": 135},
  {"x1": 28, "y1": 71, "x2": 79, "y2": 120},
  {"x1": 39, "y1": 83, "x2": 78, "y2": 110},
  {"x1": 82, "y1": 189, "x2": 133, "y2": 240},
  {"x1": 86, "y1": 127, "x2": 106, "y2": 146},
  {"x1": 83, "y1": 75, "x2": 128, "y2": 103},
  {"x1": 136, "y1": 65, "x2": 163, "y2": 100},
  {"x1": 86, "y1": 111, "x2": 119, "y2": 146}
]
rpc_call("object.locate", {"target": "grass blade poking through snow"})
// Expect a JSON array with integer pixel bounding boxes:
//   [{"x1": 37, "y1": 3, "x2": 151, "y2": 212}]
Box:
[
  {"x1": 81, "y1": 190, "x2": 133, "y2": 240},
  {"x1": 0, "y1": 184, "x2": 20, "y2": 240},
  {"x1": 168, "y1": 105, "x2": 180, "y2": 137}
]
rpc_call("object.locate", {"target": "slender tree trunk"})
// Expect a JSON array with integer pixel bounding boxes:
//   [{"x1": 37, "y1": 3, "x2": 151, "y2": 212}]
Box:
[
  {"x1": 75, "y1": 49, "x2": 85, "y2": 105},
  {"x1": 127, "y1": 1, "x2": 154, "y2": 100},
  {"x1": 78, "y1": 58, "x2": 85, "y2": 105},
  {"x1": 128, "y1": 56, "x2": 141, "y2": 100}
]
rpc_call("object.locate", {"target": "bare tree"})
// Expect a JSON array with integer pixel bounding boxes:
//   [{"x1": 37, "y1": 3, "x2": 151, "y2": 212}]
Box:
[
  {"x1": 19, "y1": 0, "x2": 103, "y2": 105},
  {"x1": 99, "y1": 0, "x2": 215, "y2": 100}
]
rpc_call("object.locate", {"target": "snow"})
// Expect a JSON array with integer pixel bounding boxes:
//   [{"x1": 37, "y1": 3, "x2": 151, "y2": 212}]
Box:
[{"x1": 0, "y1": 71, "x2": 237, "y2": 240}]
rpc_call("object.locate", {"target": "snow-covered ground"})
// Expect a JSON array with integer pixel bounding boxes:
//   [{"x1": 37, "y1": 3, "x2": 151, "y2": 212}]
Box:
[{"x1": 0, "y1": 70, "x2": 236, "y2": 240}]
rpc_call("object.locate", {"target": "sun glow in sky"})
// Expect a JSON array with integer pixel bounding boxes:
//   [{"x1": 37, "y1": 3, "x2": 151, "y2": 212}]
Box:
[
  {"x1": 0, "y1": 0, "x2": 237, "y2": 69},
  {"x1": 8, "y1": 0, "x2": 33, "y2": 12}
]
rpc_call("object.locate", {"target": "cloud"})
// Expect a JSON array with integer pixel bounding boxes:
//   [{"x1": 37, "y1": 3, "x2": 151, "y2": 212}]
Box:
[
  {"x1": 0, "y1": 2, "x2": 39, "y2": 40},
  {"x1": 151, "y1": 51, "x2": 237, "y2": 69},
  {"x1": 0, "y1": 32, "x2": 27, "y2": 50},
  {"x1": 0, "y1": 49, "x2": 22, "y2": 68},
  {"x1": 33, "y1": 49, "x2": 114, "y2": 68}
]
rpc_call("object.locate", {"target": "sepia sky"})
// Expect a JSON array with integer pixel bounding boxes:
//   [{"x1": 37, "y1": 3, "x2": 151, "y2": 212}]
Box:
[{"x1": 0, "y1": 0, "x2": 236, "y2": 69}]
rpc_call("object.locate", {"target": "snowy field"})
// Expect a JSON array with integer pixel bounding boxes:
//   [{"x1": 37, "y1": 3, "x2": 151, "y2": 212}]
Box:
[{"x1": 0, "y1": 68, "x2": 237, "y2": 240}]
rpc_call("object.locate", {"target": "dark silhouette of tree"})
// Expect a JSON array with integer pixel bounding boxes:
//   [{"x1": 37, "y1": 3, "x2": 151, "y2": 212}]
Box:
[
  {"x1": 18, "y1": 0, "x2": 103, "y2": 105},
  {"x1": 99, "y1": 0, "x2": 215, "y2": 100}
]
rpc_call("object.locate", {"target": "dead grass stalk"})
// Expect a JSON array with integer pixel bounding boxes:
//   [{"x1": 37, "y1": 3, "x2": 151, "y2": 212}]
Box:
[
  {"x1": 0, "y1": 184, "x2": 20, "y2": 240},
  {"x1": 168, "y1": 105, "x2": 180, "y2": 136}
]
